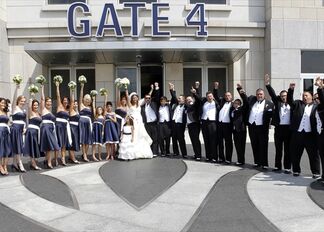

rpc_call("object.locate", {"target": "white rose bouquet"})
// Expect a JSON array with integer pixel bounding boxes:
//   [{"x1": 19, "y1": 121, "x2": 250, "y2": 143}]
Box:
[
  {"x1": 53, "y1": 75, "x2": 63, "y2": 84},
  {"x1": 68, "y1": 81, "x2": 77, "y2": 91},
  {"x1": 35, "y1": 75, "x2": 46, "y2": 85},
  {"x1": 115, "y1": 78, "x2": 121, "y2": 88},
  {"x1": 90, "y1": 90, "x2": 98, "y2": 97},
  {"x1": 99, "y1": 88, "x2": 108, "y2": 96},
  {"x1": 115, "y1": 77, "x2": 130, "y2": 89},
  {"x1": 78, "y1": 75, "x2": 87, "y2": 84},
  {"x1": 28, "y1": 84, "x2": 39, "y2": 94},
  {"x1": 13, "y1": 74, "x2": 23, "y2": 85}
]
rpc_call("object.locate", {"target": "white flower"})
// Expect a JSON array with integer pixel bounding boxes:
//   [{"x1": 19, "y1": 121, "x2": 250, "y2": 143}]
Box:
[
  {"x1": 68, "y1": 81, "x2": 77, "y2": 90},
  {"x1": 90, "y1": 90, "x2": 98, "y2": 97},
  {"x1": 28, "y1": 84, "x2": 39, "y2": 94},
  {"x1": 115, "y1": 78, "x2": 121, "y2": 87},
  {"x1": 78, "y1": 75, "x2": 87, "y2": 84},
  {"x1": 121, "y1": 77, "x2": 130, "y2": 86},
  {"x1": 35, "y1": 75, "x2": 46, "y2": 85},
  {"x1": 13, "y1": 74, "x2": 23, "y2": 85},
  {"x1": 53, "y1": 75, "x2": 63, "y2": 84},
  {"x1": 99, "y1": 88, "x2": 108, "y2": 96}
]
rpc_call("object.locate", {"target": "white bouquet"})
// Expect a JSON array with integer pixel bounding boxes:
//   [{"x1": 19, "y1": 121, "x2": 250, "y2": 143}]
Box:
[
  {"x1": 68, "y1": 81, "x2": 77, "y2": 90},
  {"x1": 13, "y1": 74, "x2": 23, "y2": 85},
  {"x1": 53, "y1": 75, "x2": 63, "y2": 84},
  {"x1": 115, "y1": 77, "x2": 130, "y2": 89},
  {"x1": 115, "y1": 78, "x2": 121, "y2": 88},
  {"x1": 90, "y1": 90, "x2": 98, "y2": 97},
  {"x1": 78, "y1": 75, "x2": 87, "y2": 84},
  {"x1": 35, "y1": 75, "x2": 46, "y2": 85},
  {"x1": 28, "y1": 84, "x2": 39, "y2": 94},
  {"x1": 99, "y1": 88, "x2": 108, "y2": 96}
]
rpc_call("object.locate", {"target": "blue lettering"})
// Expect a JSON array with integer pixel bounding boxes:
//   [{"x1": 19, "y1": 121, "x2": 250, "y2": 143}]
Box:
[
  {"x1": 67, "y1": 2, "x2": 91, "y2": 38},
  {"x1": 124, "y1": 2, "x2": 146, "y2": 37},
  {"x1": 185, "y1": 3, "x2": 208, "y2": 37},
  {"x1": 96, "y1": 3, "x2": 123, "y2": 37},
  {"x1": 152, "y1": 3, "x2": 170, "y2": 37}
]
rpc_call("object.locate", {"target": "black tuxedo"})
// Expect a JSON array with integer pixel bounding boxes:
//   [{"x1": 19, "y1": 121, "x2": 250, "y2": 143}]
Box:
[
  {"x1": 170, "y1": 90, "x2": 187, "y2": 157},
  {"x1": 266, "y1": 84, "x2": 291, "y2": 170},
  {"x1": 214, "y1": 88, "x2": 233, "y2": 162},
  {"x1": 158, "y1": 104, "x2": 172, "y2": 156},
  {"x1": 242, "y1": 89, "x2": 274, "y2": 167},
  {"x1": 287, "y1": 88, "x2": 320, "y2": 175},
  {"x1": 141, "y1": 101, "x2": 159, "y2": 154},
  {"x1": 316, "y1": 87, "x2": 324, "y2": 179},
  {"x1": 186, "y1": 93, "x2": 202, "y2": 159}
]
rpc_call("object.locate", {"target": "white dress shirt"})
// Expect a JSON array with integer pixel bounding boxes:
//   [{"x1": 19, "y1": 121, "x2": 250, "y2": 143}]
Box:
[
  {"x1": 202, "y1": 101, "x2": 216, "y2": 121},
  {"x1": 279, "y1": 103, "x2": 291, "y2": 125},
  {"x1": 248, "y1": 100, "x2": 266, "y2": 126},
  {"x1": 218, "y1": 102, "x2": 231, "y2": 123},
  {"x1": 298, "y1": 104, "x2": 313, "y2": 133},
  {"x1": 316, "y1": 111, "x2": 323, "y2": 135},
  {"x1": 145, "y1": 103, "x2": 157, "y2": 123},
  {"x1": 172, "y1": 104, "x2": 185, "y2": 123},
  {"x1": 159, "y1": 105, "x2": 170, "y2": 123}
]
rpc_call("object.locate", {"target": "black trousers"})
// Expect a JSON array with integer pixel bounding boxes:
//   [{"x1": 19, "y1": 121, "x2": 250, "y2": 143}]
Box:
[
  {"x1": 233, "y1": 130, "x2": 246, "y2": 164},
  {"x1": 317, "y1": 132, "x2": 324, "y2": 179},
  {"x1": 274, "y1": 125, "x2": 291, "y2": 170},
  {"x1": 145, "y1": 122, "x2": 159, "y2": 154},
  {"x1": 218, "y1": 122, "x2": 233, "y2": 162},
  {"x1": 171, "y1": 122, "x2": 187, "y2": 156},
  {"x1": 248, "y1": 124, "x2": 269, "y2": 166},
  {"x1": 290, "y1": 131, "x2": 320, "y2": 175},
  {"x1": 158, "y1": 122, "x2": 171, "y2": 155},
  {"x1": 201, "y1": 120, "x2": 218, "y2": 160},
  {"x1": 188, "y1": 122, "x2": 201, "y2": 158}
]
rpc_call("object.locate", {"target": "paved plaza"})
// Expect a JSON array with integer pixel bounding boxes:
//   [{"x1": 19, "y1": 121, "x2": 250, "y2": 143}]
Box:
[{"x1": 0, "y1": 130, "x2": 323, "y2": 232}]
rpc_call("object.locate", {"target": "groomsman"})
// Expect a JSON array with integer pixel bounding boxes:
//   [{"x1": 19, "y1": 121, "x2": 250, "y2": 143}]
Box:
[
  {"x1": 158, "y1": 96, "x2": 172, "y2": 157},
  {"x1": 200, "y1": 90, "x2": 220, "y2": 162},
  {"x1": 186, "y1": 86, "x2": 202, "y2": 160},
  {"x1": 314, "y1": 77, "x2": 324, "y2": 182},
  {"x1": 287, "y1": 82, "x2": 320, "y2": 178},
  {"x1": 244, "y1": 85, "x2": 274, "y2": 169},
  {"x1": 265, "y1": 74, "x2": 292, "y2": 173},
  {"x1": 231, "y1": 84, "x2": 249, "y2": 165},
  {"x1": 141, "y1": 84, "x2": 160, "y2": 155},
  {"x1": 169, "y1": 83, "x2": 187, "y2": 158},
  {"x1": 214, "y1": 82, "x2": 233, "y2": 163}
]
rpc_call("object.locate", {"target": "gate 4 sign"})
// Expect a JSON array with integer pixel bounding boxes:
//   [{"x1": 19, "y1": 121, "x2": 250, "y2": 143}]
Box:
[{"x1": 67, "y1": 2, "x2": 208, "y2": 38}]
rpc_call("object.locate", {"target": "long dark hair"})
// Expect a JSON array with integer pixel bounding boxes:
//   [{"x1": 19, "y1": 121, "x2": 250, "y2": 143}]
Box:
[{"x1": 0, "y1": 97, "x2": 9, "y2": 112}]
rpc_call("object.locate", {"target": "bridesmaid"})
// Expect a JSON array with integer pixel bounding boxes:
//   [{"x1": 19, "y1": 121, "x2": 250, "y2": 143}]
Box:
[
  {"x1": 115, "y1": 87, "x2": 128, "y2": 138},
  {"x1": 92, "y1": 95, "x2": 104, "y2": 161},
  {"x1": 11, "y1": 84, "x2": 27, "y2": 172},
  {"x1": 54, "y1": 81, "x2": 71, "y2": 166},
  {"x1": 67, "y1": 89, "x2": 80, "y2": 164},
  {"x1": 0, "y1": 98, "x2": 11, "y2": 175},
  {"x1": 79, "y1": 82, "x2": 93, "y2": 162},
  {"x1": 40, "y1": 84, "x2": 60, "y2": 169},
  {"x1": 104, "y1": 101, "x2": 119, "y2": 160},
  {"x1": 23, "y1": 93, "x2": 42, "y2": 170}
]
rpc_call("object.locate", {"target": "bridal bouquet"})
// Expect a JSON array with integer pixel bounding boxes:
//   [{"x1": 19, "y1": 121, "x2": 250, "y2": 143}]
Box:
[
  {"x1": 68, "y1": 81, "x2": 77, "y2": 90},
  {"x1": 90, "y1": 90, "x2": 98, "y2": 97},
  {"x1": 35, "y1": 75, "x2": 46, "y2": 85},
  {"x1": 115, "y1": 77, "x2": 130, "y2": 89},
  {"x1": 13, "y1": 74, "x2": 23, "y2": 85},
  {"x1": 99, "y1": 88, "x2": 108, "y2": 96},
  {"x1": 78, "y1": 75, "x2": 87, "y2": 84},
  {"x1": 28, "y1": 84, "x2": 39, "y2": 94},
  {"x1": 53, "y1": 75, "x2": 63, "y2": 84}
]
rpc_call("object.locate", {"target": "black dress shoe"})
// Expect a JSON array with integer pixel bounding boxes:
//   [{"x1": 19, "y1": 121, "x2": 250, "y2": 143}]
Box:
[
  {"x1": 272, "y1": 167, "x2": 281, "y2": 172},
  {"x1": 293, "y1": 172, "x2": 300, "y2": 177},
  {"x1": 182, "y1": 155, "x2": 188, "y2": 159}
]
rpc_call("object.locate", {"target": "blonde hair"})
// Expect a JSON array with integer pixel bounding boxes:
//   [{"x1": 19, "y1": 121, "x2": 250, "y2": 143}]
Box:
[{"x1": 16, "y1": 95, "x2": 26, "y2": 105}]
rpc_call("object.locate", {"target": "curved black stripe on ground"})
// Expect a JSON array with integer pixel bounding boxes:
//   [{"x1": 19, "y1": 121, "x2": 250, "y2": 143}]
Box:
[{"x1": 307, "y1": 181, "x2": 324, "y2": 210}]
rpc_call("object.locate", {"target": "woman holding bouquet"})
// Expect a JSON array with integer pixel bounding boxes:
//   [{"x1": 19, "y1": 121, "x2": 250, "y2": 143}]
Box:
[
  {"x1": 23, "y1": 91, "x2": 42, "y2": 170},
  {"x1": 0, "y1": 97, "x2": 11, "y2": 175},
  {"x1": 40, "y1": 84, "x2": 60, "y2": 169},
  {"x1": 92, "y1": 94, "x2": 104, "y2": 161},
  {"x1": 54, "y1": 79, "x2": 71, "y2": 166},
  {"x1": 10, "y1": 83, "x2": 27, "y2": 172},
  {"x1": 104, "y1": 101, "x2": 119, "y2": 160},
  {"x1": 79, "y1": 80, "x2": 93, "y2": 162}
]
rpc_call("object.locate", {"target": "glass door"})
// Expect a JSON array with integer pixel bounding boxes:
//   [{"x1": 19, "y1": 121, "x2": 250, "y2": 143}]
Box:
[
  {"x1": 207, "y1": 67, "x2": 227, "y2": 97},
  {"x1": 140, "y1": 66, "x2": 163, "y2": 98},
  {"x1": 183, "y1": 67, "x2": 202, "y2": 96}
]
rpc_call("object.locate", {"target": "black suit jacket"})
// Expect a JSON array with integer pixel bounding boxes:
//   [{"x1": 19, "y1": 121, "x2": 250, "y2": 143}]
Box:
[
  {"x1": 266, "y1": 84, "x2": 288, "y2": 127},
  {"x1": 170, "y1": 90, "x2": 187, "y2": 124},
  {"x1": 140, "y1": 88, "x2": 160, "y2": 123},
  {"x1": 230, "y1": 87, "x2": 249, "y2": 132},
  {"x1": 317, "y1": 88, "x2": 324, "y2": 124},
  {"x1": 287, "y1": 88, "x2": 317, "y2": 133},
  {"x1": 186, "y1": 93, "x2": 201, "y2": 123},
  {"x1": 195, "y1": 95, "x2": 220, "y2": 122}
]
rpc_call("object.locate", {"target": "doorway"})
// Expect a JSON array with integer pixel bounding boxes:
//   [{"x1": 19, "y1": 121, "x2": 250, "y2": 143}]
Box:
[{"x1": 140, "y1": 66, "x2": 163, "y2": 98}]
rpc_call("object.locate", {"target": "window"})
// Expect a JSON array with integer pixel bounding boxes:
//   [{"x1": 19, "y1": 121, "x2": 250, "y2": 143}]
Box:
[
  {"x1": 183, "y1": 68, "x2": 202, "y2": 96},
  {"x1": 48, "y1": 0, "x2": 86, "y2": 4},
  {"x1": 119, "y1": 0, "x2": 157, "y2": 3},
  {"x1": 189, "y1": 0, "x2": 227, "y2": 4},
  {"x1": 301, "y1": 51, "x2": 324, "y2": 73},
  {"x1": 76, "y1": 69, "x2": 96, "y2": 101},
  {"x1": 116, "y1": 67, "x2": 138, "y2": 97},
  {"x1": 300, "y1": 74, "x2": 324, "y2": 96},
  {"x1": 50, "y1": 69, "x2": 70, "y2": 109},
  {"x1": 208, "y1": 68, "x2": 227, "y2": 97}
]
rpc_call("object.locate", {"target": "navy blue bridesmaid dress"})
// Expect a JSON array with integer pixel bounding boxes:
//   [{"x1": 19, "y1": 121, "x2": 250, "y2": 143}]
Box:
[
  {"x1": 40, "y1": 113, "x2": 60, "y2": 152},
  {"x1": 79, "y1": 108, "x2": 93, "y2": 145},
  {"x1": 55, "y1": 111, "x2": 71, "y2": 149},
  {"x1": 23, "y1": 117, "x2": 42, "y2": 158},
  {"x1": 103, "y1": 113, "x2": 119, "y2": 144},
  {"x1": 92, "y1": 117, "x2": 104, "y2": 144},
  {"x1": 68, "y1": 114, "x2": 80, "y2": 152},
  {"x1": 0, "y1": 114, "x2": 11, "y2": 157},
  {"x1": 11, "y1": 111, "x2": 26, "y2": 154}
]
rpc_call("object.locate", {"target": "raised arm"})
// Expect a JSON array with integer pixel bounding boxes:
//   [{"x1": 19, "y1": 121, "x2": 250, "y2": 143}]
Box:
[
  {"x1": 79, "y1": 82, "x2": 85, "y2": 110},
  {"x1": 265, "y1": 74, "x2": 279, "y2": 105},
  {"x1": 56, "y1": 81, "x2": 64, "y2": 112},
  {"x1": 237, "y1": 84, "x2": 248, "y2": 107},
  {"x1": 125, "y1": 88, "x2": 132, "y2": 108},
  {"x1": 287, "y1": 83, "x2": 295, "y2": 106},
  {"x1": 12, "y1": 84, "x2": 19, "y2": 113},
  {"x1": 69, "y1": 88, "x2": 75, "y2": 115},
  {"x1": 212, "y1": 82, "x2": 221, "y2": 104},
  {"x1": 169, "y1": 82, "x2": 177, "y2": 106},
  {"x1": 40, "y1": 84, "x2": 45, "y2": 114},
  {"x1": 315, "y1": 77, "x2": 324, "y2": 104},
  {"x1": 28, "y1": 93, "x2": 34, "y2": 118},
  {"x1": 116, "y1": 86, "x2": 120, "y2": 107},
  {"x1": 103, "y1": 94, "x2": 108, "y2": 113},
  {"x1": 92, "y1": 96, "x2": 96, "y2": 118}
]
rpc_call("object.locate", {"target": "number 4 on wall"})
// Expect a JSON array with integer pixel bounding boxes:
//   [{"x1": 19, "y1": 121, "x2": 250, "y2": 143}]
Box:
[{"x1": 185, "y1": 3, "x2": 208, "y2": 37}]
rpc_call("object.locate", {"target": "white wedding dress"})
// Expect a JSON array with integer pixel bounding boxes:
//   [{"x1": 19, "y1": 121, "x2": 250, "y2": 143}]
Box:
[{"x1": 128, "y1": 103, "x2": 153, "y2": 159}]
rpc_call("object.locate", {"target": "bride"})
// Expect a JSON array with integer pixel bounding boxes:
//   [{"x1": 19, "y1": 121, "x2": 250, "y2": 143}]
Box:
[{"x1": 126, "y1": 90, "x2": 153, "y2": 159}]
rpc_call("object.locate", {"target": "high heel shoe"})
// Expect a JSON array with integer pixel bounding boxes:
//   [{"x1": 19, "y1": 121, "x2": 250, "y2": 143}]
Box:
[
  {"x1": 18, "y1": 161, "x2": 26, "y2": 173},
  {"x1": 61, "y1": 158, "x2": 67, "y2": 166},
  {"x1": 82, "y1": 156, "x2": 89, "y2": 162},
  {"x1": 43, "y1": 160, "x2": 53, "y2": 169},
  {"x1": 11, "y1": 164, "x2": 19, "y2": 172},
  {"x1": 30, "y1": 165, "x2": 42, "y2": 171},
  {"x1": 69, "y1": 159, "x2": 80, "y2": 164},
  {"x1": 53, "y1": 159, "x2": 59, "y2": 167}
]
